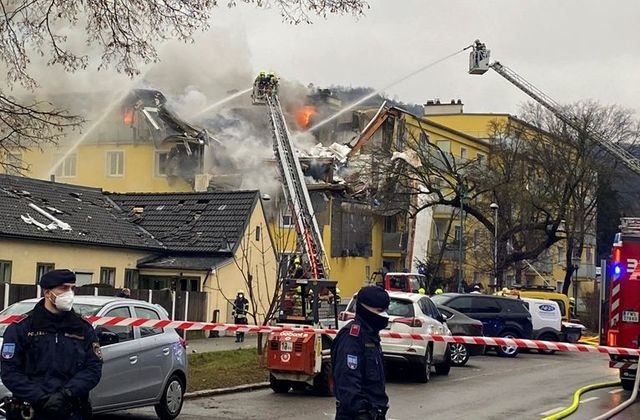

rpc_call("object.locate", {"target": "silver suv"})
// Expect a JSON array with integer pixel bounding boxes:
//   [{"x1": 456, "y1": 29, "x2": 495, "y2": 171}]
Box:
[{"x1": 0, "y1": 296, "x2": 187, "y2": 419}]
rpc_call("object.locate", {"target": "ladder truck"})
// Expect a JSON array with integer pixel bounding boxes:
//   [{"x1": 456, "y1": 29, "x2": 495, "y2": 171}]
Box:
[
  {"x1": 468, "y1": 41, "x2": 640, "y2": 391},
  {"x1": 252, "y1": 73, "x2": 338, "y2": 395}
]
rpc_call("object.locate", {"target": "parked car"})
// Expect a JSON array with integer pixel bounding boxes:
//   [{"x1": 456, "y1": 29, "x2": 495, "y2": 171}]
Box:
[
  {"x1": 339, "y1": 291, "x2": 452, "y2": 383},
  {"x1": 436, "y1": 304, "x2": 485, "y2": 366},
  {"x1": 431, "y1": 293, "x2": 532, "y2": 358},
  {"x1": 0, "y1": 296, "x2": 187, "y2": 419}
]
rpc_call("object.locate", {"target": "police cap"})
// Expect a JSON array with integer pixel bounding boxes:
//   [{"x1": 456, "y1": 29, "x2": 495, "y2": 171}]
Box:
[
  {"x1": 357, "y1": 286, "x2": 390, "y2": 310},
  {"x1": 40, "y1": 269, "x2": 76, "y2": 289}
]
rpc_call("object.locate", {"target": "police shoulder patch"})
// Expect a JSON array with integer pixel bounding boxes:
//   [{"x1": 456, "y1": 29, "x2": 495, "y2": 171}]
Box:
[
  {"x1": 349, "y1": 323, "x2": 360, "y2": 337},
  {"x1": 347, "y1": 354, "x2": 358, "y2": 370},
  {"x1": 1, "y1": 343, "x2": 16, "y2": 360}
]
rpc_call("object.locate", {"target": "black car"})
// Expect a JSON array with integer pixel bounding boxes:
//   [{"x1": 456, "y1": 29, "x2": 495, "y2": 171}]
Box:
[
  {"x1": 432, "y1": 293, "x2": 533, "y2": 357},
  {"x1": 437, "y1": 304, "x2": 485, "y2": 366}
]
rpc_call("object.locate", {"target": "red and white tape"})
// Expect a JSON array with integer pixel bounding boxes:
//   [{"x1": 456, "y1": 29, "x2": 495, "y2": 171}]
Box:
[
  {"x1": 609, "y1": 361, "x2": 638, "y2": 370},
  {"x1": 1, "y1": 315, "x2": 638, "y2": 357}
]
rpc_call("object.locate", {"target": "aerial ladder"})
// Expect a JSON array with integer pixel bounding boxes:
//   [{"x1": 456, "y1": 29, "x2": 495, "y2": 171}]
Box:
[
  {"x1": 251, "y1": 73, "x2": 337, "y2": 395},
  {"x1": 469, "y1": 41, "x2": 640, "y2": 396},
  {"x1": 468, "y1": 40, "x2": 640, "y2": 175}
]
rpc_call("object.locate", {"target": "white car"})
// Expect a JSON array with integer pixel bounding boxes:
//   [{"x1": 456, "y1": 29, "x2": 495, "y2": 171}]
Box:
[
  {"x1": 338, "y1": 291, "x2": 451, "y2": 383},
  {"x1": 520, "y1": 297, "x2": 564, "y2": 354}
]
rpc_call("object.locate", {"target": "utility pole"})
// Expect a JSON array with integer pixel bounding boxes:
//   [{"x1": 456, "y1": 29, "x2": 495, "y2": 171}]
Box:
[
  {"x1": 490, "y1": 202, "x2": 499, "y2": 290},
  {"x1": 457, "y1": 184, "x2": 466, "y2": 293}
]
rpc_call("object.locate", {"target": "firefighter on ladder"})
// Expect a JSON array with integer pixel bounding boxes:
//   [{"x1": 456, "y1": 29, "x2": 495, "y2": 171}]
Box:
[{"x1": 232, "y1": 291, "x2": 249, "y2": 343}]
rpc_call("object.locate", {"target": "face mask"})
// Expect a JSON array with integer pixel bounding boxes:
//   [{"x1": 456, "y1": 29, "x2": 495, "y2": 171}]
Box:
[
  {"x1": 356, "y1": 302, "x2": 389, "y2": 332},
  {"x1": 51, "y1": 290, "x2": 74, "y2": 312}
]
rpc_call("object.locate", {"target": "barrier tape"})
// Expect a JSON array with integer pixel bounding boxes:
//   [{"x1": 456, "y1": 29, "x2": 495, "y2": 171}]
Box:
[
  {"x1": 0, "y1": 314, "x2": 638, "y2": 357},
  {"x1": 609, "y1": 361, "x2": 638, "y2": 370}
]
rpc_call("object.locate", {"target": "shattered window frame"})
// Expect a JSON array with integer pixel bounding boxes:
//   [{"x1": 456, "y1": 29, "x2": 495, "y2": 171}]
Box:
[
  {"x1": 106, "y1": 150, "x2": 125, "y2": 177},
  {"x1": 154, "y1": 151, "x2": 170, "y2": 177},
  {"x1": 0, "y1": 260, "x2": 11, "y2": 284},
  {"x1": 54, "y1": 154, "x2": 77, "y2": 178}
]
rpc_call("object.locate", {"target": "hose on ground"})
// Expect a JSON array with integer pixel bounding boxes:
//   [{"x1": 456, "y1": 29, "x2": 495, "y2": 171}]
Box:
[{"x1": 541, "y1": 380, "x2": 620, "y2": 420}]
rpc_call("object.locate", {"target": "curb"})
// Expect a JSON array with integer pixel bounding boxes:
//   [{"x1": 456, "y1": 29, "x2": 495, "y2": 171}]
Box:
[{"x1": 185, "y1": 382, "x2": 270, "y2": 399}]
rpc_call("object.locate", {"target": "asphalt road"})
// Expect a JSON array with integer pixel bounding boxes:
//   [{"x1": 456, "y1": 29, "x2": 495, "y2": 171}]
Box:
[{"x1": 97, "y1": 351, "x2": 640, "y2": 420}]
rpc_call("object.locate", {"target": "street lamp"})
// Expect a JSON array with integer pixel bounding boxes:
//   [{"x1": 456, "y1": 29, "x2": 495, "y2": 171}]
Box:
[{"x1": 490, "y1": 203, "x2": 499, "y2": 289}]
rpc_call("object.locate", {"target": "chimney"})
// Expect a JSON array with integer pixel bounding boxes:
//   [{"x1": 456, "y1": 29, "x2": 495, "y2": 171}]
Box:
[{"x1": 424, "y1": 99, "x2": 464, "y2": 116}]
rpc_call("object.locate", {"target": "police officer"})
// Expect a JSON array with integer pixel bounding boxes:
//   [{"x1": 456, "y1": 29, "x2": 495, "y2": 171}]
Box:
[
  {"x1": 0, "y1": 269, "x2": 103, "y2": 419},
  {"x1": 232, "y1": 290, "x2": 250, "y2": 343},
  {"x1": 331, "y1": 286, "x2": 390, "y2": 420}
]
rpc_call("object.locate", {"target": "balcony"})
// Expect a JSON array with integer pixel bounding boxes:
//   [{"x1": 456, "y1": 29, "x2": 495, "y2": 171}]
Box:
[
  {"x1": 383, "y1": 232, "x2": 409, "y2": 253},
  {"x1": 429, "y1": 240, "x2": 464, "y2": 261}
]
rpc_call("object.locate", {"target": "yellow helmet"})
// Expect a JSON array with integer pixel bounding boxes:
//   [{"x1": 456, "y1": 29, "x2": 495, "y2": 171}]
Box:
[
  {"x1": 294, "y1": 257, "x2": 301, "y2": 264},
  {"x1": 435, "y1": 288, "x2": 444, "y2": 295},
  {"x1": 296, "y1": 286, "x2": 302, "y2": 293},
  {"x1": 418, "y1": 288, "x2": 426, "y2": 295}
]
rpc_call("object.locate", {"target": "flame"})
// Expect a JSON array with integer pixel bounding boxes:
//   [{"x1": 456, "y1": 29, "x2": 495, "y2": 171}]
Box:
[
  {"x1": 295, "y1": 105, "x2": 317, "y2": 129},
  {"x1": 123, "y1": 107, "x2": 135, "y2": 126}
]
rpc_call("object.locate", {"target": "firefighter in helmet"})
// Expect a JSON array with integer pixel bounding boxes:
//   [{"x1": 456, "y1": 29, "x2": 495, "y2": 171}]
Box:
[
  {"x1": 232, "y1": 290, "x2": 249, "y2": 343},
  {"x1": 290, "y1": 256, "x2": 304, "y2": 279}
]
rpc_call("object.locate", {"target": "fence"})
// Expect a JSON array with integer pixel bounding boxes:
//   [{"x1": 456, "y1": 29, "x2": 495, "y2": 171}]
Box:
[{"x1": 0, "y1": 284, "x2": 208, "y2": 322}]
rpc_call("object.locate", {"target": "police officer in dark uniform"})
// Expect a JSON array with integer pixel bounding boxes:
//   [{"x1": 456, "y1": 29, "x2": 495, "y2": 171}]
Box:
[
  {"x1": 0, "y1": 269, "x2": 103, "y2": 419},
  {"x1": 331, "y1": 286, "x2": 390, "y2": 420}
]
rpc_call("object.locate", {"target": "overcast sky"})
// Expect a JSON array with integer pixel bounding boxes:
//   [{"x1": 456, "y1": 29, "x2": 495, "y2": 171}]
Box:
[{"x1": 194, "y1": 0, "x2": 640, "y2": 116}]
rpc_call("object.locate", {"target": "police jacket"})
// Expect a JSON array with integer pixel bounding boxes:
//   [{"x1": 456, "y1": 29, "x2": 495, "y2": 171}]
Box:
[
  {"x1": 0, "y1": 300, "x2": 103, "y2": 405},
  {"x1": 331, "y1": 318, "x2": 388, "y2": 416}
]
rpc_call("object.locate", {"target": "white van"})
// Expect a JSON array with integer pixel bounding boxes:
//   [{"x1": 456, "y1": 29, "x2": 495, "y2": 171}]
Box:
[{"x1": 520, "y1": 297, "x2": 564, "y2": 354}]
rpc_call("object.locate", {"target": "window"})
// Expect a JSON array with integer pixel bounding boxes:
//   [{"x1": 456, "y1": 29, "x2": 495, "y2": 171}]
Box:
[
  {"x1": 476, "y1": 153, "x2": 485, "y2": 165},
  {"x1": 586, "y1": 247, "x2": 593, "y2": 264},
  {"x1": 255, "y1": 226, "x2": 261, "y2": 241},
  {"x1": 54, "y1": 154, "x2": 77, "y2": 178},
  {"x1": 100, "y1": 267, "x2": 116, "y2": 286},
  {"x1": 106, "y1": 151, "x2": 124, "y2": 177},
  {"x1": 454, "y1": 225, "x2": 462, "y2": 244},
  {"x1": 36, "y1": 263, "x2": 55, "y2": 284},
  {"x1": 155, "y1": 151, "x2": 170, "y2": 177},
  {"x1": 460, "y1": 147, "x2": 468, "y2": 161},
  {"x1": 446, "y1": 296, "x2": 473, "y2": 313},
  {"x1": 0, "y1": 261, "x2": 11, "y2": 284},
  {"x1": 98, "y1": 307, "x2": 134, "y2": 343},
  {"x1": 419, "y1": 298, "x2": 440, "y2": 319},
  {"x1": 135, "y1": 306, "x2": 164, "y2": 337},
  {"x1": 472, "y1": 298, "x2": 501, "y2": 313},
  {"x1": 124, "y1": 269, "x2": 139, "y2": 289},
  {"x1": 280, "y1": 206, "x2": 294, "y2": 228},
  {"x1": 4, "y1": 152, "x2": 22, "y2": 175},
  {"x1": 75, "y1": 272, "x2": 93, "y2": 287},
  {"x1": 387, "y1": 299, "x2": 414, "y2": 318}
]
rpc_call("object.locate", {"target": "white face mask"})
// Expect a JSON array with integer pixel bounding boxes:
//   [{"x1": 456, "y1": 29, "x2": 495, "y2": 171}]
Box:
[{"x1": 51, "y1": 290, "x2": 74, "y2": 312}]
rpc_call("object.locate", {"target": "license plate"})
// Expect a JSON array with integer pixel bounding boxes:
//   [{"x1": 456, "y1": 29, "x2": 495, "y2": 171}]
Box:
[
  {"x1": 622, "y1": 310, "x2": 639, "y2": 323},
  {"x1": 280, "y1": 341, "x2": 293, "y2": 352}
]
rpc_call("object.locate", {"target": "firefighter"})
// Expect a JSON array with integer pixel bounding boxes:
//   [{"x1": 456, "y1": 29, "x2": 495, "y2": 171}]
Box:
[
  {"x1": 232, "y1": 290, "x2": 249, "y2": 343},
  {"x1": 331, "y1": 286, "x2": 390, "y2": 420},
  {"x1": 434, "y1": 288, "x2": 444, "y2": 295},
  {"x1": 290, "y1": 256, "x2": 304, "y2": 279}
]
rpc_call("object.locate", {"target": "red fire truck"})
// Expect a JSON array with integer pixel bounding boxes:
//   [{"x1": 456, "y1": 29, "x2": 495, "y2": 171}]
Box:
[{"x1": 606, "y1": 218, "x2": 640, "y2": 390}]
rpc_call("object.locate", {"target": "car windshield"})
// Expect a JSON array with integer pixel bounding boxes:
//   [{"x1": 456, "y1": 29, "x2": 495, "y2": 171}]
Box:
[{"x1": 0, "y1": 301, "x2": 102, "y2": 338}]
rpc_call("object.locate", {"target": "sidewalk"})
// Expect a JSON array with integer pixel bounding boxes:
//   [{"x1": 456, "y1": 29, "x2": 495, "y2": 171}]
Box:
[{"x1": 185, "y1": 334, "x2": 258, "y2": 353}]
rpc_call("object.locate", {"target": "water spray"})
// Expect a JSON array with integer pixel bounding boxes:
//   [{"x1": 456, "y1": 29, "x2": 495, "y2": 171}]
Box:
[
  {"x1": 307, "y1": 48, "x2": 467, "y2": 132},
  {"x1": 192, "y1": 87, "x2": 252, "y2": 119}
]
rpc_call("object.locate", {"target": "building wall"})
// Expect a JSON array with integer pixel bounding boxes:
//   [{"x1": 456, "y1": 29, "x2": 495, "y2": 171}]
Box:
[
  {"x1": 16, "y1": 143, "x2": 192, "y2": 193},
  {"x1": 203, "y1": 200, "x2": 279, "y2": 325},
  {"x1": 0, "y1": 238, "x2": 148, "y2": 285}
]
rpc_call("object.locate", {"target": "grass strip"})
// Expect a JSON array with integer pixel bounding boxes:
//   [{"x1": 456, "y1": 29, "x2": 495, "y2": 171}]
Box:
[{"x1": 187, "y1": 348, "x2": 268, "y2": 392}]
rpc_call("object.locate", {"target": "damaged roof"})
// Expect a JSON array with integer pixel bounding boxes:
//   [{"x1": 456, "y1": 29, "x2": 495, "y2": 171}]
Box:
[
  {"x1": 0, "y1": 174, "x2": 163, "y2": 250},
  {"x1": 109, "y1": 190, "x2": 260, "y2": 253},
  {"x1": 136, "y1": 254, "x2": 233, "y2": 271}
]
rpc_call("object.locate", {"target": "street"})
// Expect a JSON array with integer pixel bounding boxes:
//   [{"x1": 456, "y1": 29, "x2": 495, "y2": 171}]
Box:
[{"x1": 96, "y1": 351, "x2": 640, "y2": 419}]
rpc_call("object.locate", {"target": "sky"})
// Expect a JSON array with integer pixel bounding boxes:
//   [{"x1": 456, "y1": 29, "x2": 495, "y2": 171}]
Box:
[{"x1": 188, "y1": 0, "x2": 640, "y2": 116}]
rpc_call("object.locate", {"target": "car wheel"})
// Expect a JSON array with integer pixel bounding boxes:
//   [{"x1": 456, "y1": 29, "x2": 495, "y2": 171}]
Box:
[
  {"x1": 154, "y1": 374, "x2": 185, "y2": 420},
  {"x1": 537, "y1": 333, "x2": 558, "y2": 355},
  {"x1": 449, "y1": 343, "x2": 470, "y2": 367},
  {"x1": 270, "y1": 374, "x2": 291, "y2": 393},
  {"x1": 435, "y1": 346, "x2": 451, "y2": 375},
  {"x1": 496, "y1": 331, "x2": 520, "y2": 358},
  {"x1": 416, "y1": 345, "x2": 433, "y2": 383}
]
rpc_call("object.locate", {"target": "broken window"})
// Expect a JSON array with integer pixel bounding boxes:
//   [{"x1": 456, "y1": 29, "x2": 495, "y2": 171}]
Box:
[
  {"x1": 54, "y1": 154, "x2": 77, "y2": 178},
  {"x1": 0, "y1": 261, "x2": 11, "y2": 283},
  {"x1": 35, "y1": 263, "x2": 55, "y2": 284},
  {"x1": 100, "y1": 267, "x2": 116, "y2": 286},
  {"x1": 106, "y1": 151, "x2": 124, "y2": 177},
  {"x1": 155, "y1": 151, "x2": 170, "y2": 176},
  {"x1": 331, "y1": 199, "x2": 373, "y2": 258}
]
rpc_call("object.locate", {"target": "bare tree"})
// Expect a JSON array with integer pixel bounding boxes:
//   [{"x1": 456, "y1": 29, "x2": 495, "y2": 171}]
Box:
[{"x1": 0, "y1": 0, "x2": 369, "y2": 172}]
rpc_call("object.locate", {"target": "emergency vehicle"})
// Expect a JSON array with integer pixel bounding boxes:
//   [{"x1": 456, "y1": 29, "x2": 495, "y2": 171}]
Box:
[
  {"x1": 606, "y1": 218, "x2": 640, "y2": 390},
  {"x1": 369, "y1": 271, "x2": 429, "y2": 294},
  {"x1": 252, "y1": 73, "x2": 337, "y2": 395}
]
